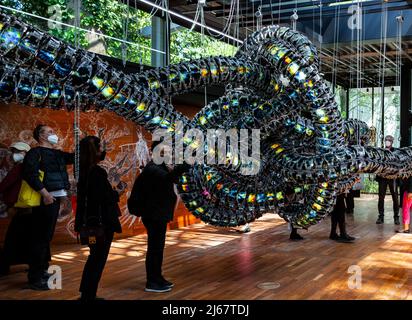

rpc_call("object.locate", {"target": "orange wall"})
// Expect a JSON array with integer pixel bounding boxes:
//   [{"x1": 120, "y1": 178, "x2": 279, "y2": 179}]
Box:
[{"x1": 0, "y1": 103, "x2": 200, "y2": 245}]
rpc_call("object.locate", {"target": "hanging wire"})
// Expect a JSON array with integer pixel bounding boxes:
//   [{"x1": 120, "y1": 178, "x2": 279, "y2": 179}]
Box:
[
  {"x1": 164, "y1": 0, "x2": 172, "y2": 105},
  {"x1": 396, "y1": 13, "x2": 403, "y2": 91},
  {"x1": 199, "y1": 0, "x2": 208, "y2": 106},
  {"x1": 73, "y1": 0, "x2": 81, "y2": 186},
  {"x1": 270, "y1": 0, "x2": 274, "y2": 25},
  {"x1": 377, "y1": 1, "x2": 388, "y2": 146},
  {"x1": 396, "y1": 12, "x2": 403, "y2": 144},
  {"x1": 291, "y1": 9, "x2": 298, "y2": 31},
  {"x1": 256, "y1": 6, "x2": 262, "y2": 31},
  {"x1": 348, "y1": 0, "x2": 355, "y2": 119},
  {"x1": 204, "y1": 0, "x2": 237, "y2": 41},
  {"x1": 278, "y1": 0, "x2": 282, "y2": 25},
  {"x1": 312, "y1": 0, "x2": 315, "y2": 41},
  {"x1": 356, "y1": 0, "x2": 362, "y2": 125},
  {"x1": 331, "y1": 1, "x2": 340, "y2": 92},
  {"x1": 122, "y1": 0, "x2": 130, "y2": 67},
  {"x1": 319, "y1": 0, "x2": 323, "y2": 69}
]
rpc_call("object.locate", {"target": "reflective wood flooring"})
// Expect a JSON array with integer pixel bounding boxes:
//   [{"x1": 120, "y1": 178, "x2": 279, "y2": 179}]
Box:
[{"x1": 0, "y1": 194, "x2": 411, "y2": 300}]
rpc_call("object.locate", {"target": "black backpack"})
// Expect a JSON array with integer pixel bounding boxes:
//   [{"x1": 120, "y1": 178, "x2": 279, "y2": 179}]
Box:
[{"x1": 127, "y1": 172, "x2": 146, "y2": 217}]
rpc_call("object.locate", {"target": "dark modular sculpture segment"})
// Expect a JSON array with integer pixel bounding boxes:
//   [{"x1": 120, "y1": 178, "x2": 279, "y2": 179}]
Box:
[{"x1": 0, "y1": 10, "x2": 411, "y2": 230}]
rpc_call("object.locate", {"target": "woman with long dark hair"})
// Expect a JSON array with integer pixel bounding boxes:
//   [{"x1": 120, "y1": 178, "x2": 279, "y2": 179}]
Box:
[{"x1": 74, "y1": 136, "x2": 122, "y2": 301}]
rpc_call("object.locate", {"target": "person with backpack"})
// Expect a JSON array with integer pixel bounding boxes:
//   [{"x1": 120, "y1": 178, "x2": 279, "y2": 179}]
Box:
[
  {"x1": 23, "y1": 124, "x2": 74, "y2": 290},
  {"x1": 74, "y1": 136, "x2": 122, "y2": 301},
  {"x1": 128, "y1": 140, "x2": 189, "y2": 293},
  {"x1": 0, "y1": 142, "x2": 31, "y2": 275}
]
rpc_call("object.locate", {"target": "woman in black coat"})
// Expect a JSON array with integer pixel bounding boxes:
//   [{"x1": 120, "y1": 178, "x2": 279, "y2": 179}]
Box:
[{"x1": 74, "y1": 136, "x2": 122, "y2": 301}]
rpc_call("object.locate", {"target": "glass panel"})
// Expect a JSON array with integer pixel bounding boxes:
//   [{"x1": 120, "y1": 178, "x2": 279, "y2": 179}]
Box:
[
  {"x1": 170, "y1": 24, "x2": 237, "y2": 63},
  {"x1": 348, "y1": 88, "x2": 372, "y2": 126},
  {"x1": 2, "y1": 0, "x2": 153, "y2": 66},
  {"x1": 334, "y1": 85, "x2": 347, "y2": 118},
  {"x1": 383, "y1": 86, "x2": 400, "y2": 148}
]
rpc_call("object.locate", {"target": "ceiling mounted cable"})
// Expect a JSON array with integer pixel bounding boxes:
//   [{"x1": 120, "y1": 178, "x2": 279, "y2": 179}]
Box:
[
  {"x1": 319, "y1": 0, "x2": 323, "y2": 68},
  {"x1": 378, "y1": 1, "x2": 388, "y2": 146},
  {"x1": 122, "y1": 0, "x2": 130, "y2": 67},
  {"x1": 291, "y1": 9, "x2": 298, "y2": 31},
  {"x1": 395, "y1": 13, "x2": 403, "y2": 92},
  {"x1": 396, "y1": 13, "x2": 403, "y2": 143},
  {"x1": 278, "y1": 0, "x2": 282, "y2": 24},
  {"x1": 270, "y1": 0, "x2": 274, "y2": 25},
  {"x1": 73, "y1": 0, "x2": 81, "y2": 187},
  {"x1": 256, "y1": 6, "x2": 263, "y2": 30},
  {"x1": 331, "y1": 1, "x2": 340, "y2": 91},
  {"x1": 135, "y1": 0, "x2": 242, "y2": 44}
]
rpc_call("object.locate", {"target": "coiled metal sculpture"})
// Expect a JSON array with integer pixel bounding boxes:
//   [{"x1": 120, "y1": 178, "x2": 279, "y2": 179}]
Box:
[{"x1": 0, "y1": 11, "x2": 411, "y2": 229}]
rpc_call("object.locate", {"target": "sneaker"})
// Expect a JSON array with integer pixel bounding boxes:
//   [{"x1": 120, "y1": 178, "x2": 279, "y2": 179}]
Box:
[
  {"x1": 329, "y1": 233, "x2": 340, "y2": 240},
  {"x1": 290, "y1": 232, "x2": 304, "y2": 241},
  {"x1": 145, "y1": 282, "x2": 172, "y2": 293},
  {"x1": 394, "y1": 217, "x2": 400, "y2": 225},
  {"x1": 79, "y1": 295, "x2": 105, "y2": 301},
  {"x1": 237, "y1": 225, "x2": 251, "y2": 233},
  {"x1": 340, "y1": 233, "x2": 356, "y2": 241},
  {"x1": 28, "y1": 280, "x2": 50, "y2": 291},
  {"x1": 160, "y1": 277, "x2": 174, "y2": 288},
  {"x1": 41, "y1": 270, "x2": 51, "y2": 281},
  {"x1": 376, "y1": 216, "x2": 384, "y2": 224},
  {"x1": 332, "y1": 234, "x2": 355, "y2": 243},
  {"x1": 0, "y1": 264, "x2": 10, "y2": 277},
  {"x1": 396, "y1": 229, "x2": 410, "y2": 234}
]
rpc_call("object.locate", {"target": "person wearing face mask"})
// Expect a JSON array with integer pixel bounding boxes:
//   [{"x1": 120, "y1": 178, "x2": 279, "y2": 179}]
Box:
[
  {"x1": 22, "y1": 124, "x2": 75, "y2": 290},
  {"x1": 129, "y1": 139, "x2": 189, "y2": 293},
  {"x1": 74, "y1": 136, "x2": 121, "y2": 301},
  {"x1": 375, "y1": 135, "x2": 400, "y2": 225},
  {"x1": 0, "y1": 142, "x2": 31, "y2": 275}
]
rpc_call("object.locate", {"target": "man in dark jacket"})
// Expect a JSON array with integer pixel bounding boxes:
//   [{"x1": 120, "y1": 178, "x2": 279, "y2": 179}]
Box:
[
  {"x1": 23, "y1": 124, "x2": 74, "y2": 290},
  {"x1": 376, "y1": 135, "x2": 400, "y2": 225},
  {"x1": 129, "y1": 140, "x2": 189, "y2": 293}
]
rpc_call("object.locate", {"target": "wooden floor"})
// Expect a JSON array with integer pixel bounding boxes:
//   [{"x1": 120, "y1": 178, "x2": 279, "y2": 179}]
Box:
[{"x1": 1, "y1": 194, "x2": 412, "y2": 300}]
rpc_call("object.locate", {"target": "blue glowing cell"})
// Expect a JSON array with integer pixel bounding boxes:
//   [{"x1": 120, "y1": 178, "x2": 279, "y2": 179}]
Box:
[
  {"x1": 295, "y1": 71, "x2": 306, "y2": 82},
  {"x1": 237, "y1": 191, "x2": 247, "y2": 201},
  {"x1": 37, "y1": 50, "x2": 56, "y2": 65},
  {"x1": 0, "y1": 28, "x2": 21, "y2": 49},
  {"x1": 256, "y1": 193, "x2": 266, "y2": 203}
]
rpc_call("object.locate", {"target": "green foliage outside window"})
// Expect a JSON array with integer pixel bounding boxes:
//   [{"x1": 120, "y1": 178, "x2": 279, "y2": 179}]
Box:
[{"x1": 2, "y1": 0, "x2": 236, "y2": 66}]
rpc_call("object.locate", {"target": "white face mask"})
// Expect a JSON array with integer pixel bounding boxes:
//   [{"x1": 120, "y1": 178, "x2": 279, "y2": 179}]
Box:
[
  {"x1": 47, "y1": 134, "x2": 59, "y2": 145},
  {"x1": 385, "y1": 141, "x2": 392, "y2": 148},
  {"x1": 12, "y1": 153, "x2": 24, "y2": 163}
]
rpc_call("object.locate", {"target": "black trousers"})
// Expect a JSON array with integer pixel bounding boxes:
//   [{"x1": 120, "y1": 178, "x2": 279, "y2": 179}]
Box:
[
  {"x1": 28, "y1": 198, "x2": 60, "y2": 284},
  {"x1": 142, "y1": 217, "x2": 168, "y2": 284},
  {"x1": 378, "y1": 179, "x2": 399, "y2": 218},
  {"x1": 345, "y1": 191, "x2": 355, "y2": 212},
  {"x1": 0, "y1": 208, "x2": 33, "y2": 273},
  {"x1": 331, "y1": 194, "x2": 346, "y2": 236},
  {"x1": 79, "y1": 231, "x2": 113, "y2": 299}
]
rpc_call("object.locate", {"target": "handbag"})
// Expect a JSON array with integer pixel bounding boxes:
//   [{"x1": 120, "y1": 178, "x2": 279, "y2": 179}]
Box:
[
  {"x1": 14, "y1": 170, "x2": 44, "y2": 208},
  {"x1": 79, "y1": 216, "x2": 106, "y2": 245},
  {"x1": 78, "y1": 168, "x2": 106, "y2": 246}
]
